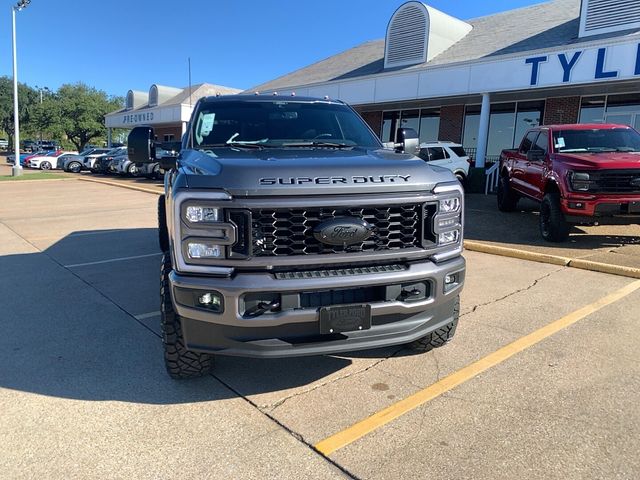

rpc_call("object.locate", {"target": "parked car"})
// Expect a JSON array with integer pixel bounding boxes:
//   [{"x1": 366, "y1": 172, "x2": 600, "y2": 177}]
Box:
[
  {"x1": 21, "y1": 140, "x2": 37, "y2": 152},
  {"x1": 417, "y1": 142, "x2": 470, "y2": 185},
  {"x1": 23, "y1": 150, "x2": 60, "y2": 168},
  {"x1": 86, "y1": 147, "x2": 126, "y2": 172},
  {"x1": 28, "y1": 151, "x2": 79, "y2": 170},
  {"x1": 498, "y1": 123, "x2": 640, "y2": 242},
  {"x1": 61, "y1": 148, "x2": 111, "y2": 173},
  {"x1": 0, "y1": 138, "x2": 8, "y2": 149},
  {"x1": 113, "y1": 153, "x2": 139, "y2": 176}
]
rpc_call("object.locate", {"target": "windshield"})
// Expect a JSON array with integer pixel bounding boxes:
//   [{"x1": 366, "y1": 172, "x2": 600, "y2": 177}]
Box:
[
  {"x1": 552, "y1": 128, "x2": 640, "y2": 153},
  {"x1": 189, "y1": 100, "x2": 381, "y2": 149}
]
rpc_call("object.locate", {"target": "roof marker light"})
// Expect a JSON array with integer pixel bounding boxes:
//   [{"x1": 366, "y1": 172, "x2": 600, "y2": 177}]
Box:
[
  {"x1": 291, "y1": 92, "x2": 296, "y2": 96},
  {"x1": 254, "y1": 91, "x2": 260, "y2": 95},
  {"x1": 273, "y1": 92, "x2": 278, "y2": 96}
]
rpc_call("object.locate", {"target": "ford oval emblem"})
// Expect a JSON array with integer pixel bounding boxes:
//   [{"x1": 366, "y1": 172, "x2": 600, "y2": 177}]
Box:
[{"x1": 313, "y1": 217, "x2": 374, "y2": 246}]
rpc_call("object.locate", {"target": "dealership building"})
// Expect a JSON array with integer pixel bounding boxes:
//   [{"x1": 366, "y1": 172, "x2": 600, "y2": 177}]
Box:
[
  {"x1": 104, "y1": 83, "x2": 241, "y2": 145},
  {"x1": 250, "y1": 0, "x2": 640, "y2": 167}
]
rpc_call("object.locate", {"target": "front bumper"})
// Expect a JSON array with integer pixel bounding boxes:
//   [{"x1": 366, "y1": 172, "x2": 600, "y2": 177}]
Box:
[
  {"x1": 562, "y1": 193, "x2": 640, "y2": 223},
  {"x1": 169, "y1": 256, "x2": 465, "y2": 357}
]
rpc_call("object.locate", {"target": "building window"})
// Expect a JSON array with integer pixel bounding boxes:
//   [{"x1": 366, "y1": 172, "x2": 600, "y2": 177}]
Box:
[
  {"x1": 419, "y1": 108, "x2": 440, "y2": 143},
  {"x1": 580, "y1": 93, "x2": 640, "y2": 128},
  {"x1": 463, "y1": 101, "x2": 544, "y2": 162},
  {"x1": 579, "y1": 96, "x2": 605, "y2": 123},
  {"x1": 163, "y1": 134, "x2": 175, "y2": 142},
  {"x1": 400, "y1": 110, "x2": 420, "y2": 135},
  {"x1": 381, "y1": 111, "x2": 400, "y2": 143}
]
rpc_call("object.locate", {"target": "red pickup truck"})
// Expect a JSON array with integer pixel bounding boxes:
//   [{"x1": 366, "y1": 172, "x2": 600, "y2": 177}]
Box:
[{"x1": 497, "y1": 124, "x2": 640, "y2": 241}]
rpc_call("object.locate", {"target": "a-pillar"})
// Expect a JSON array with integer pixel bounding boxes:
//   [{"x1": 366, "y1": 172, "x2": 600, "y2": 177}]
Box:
[{"x1": 475, "y1": 93, "x2": 491, "y2": 168}]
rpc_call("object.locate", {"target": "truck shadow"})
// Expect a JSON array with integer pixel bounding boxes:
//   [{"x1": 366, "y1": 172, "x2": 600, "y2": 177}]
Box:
[
  {"x1": 0, "y1": 228, "x2": 416, "y2": 405},
  {"x1": 465, "y1": 193, "x2": 640, "y2": 251}
]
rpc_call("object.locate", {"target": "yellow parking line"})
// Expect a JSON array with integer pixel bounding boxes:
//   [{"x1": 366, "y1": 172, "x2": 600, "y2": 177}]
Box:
[{"x1": 315, "y1": 279, "x2": 640, "y2": 456}]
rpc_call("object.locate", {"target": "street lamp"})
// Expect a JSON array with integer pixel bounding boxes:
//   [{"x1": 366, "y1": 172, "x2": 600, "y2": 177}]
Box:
[
  {"x1": 11, "y1": 0, "x2": 31, "y2": 177},
  {"x1": 34, "y1": 85, "x2": 49, "y2": 142}
]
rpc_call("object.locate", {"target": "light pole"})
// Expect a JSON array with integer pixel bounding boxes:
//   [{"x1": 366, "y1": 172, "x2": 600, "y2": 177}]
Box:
[
  {"x1": 11, "y1": 0, "x2": 31, "y2": 177},
  {"x1": 35, "y1": 85, "x2": 49, "y2": 143}
]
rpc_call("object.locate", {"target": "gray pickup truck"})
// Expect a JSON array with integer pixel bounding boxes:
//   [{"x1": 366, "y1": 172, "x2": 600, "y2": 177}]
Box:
[{"x1": 128, "y1": 95, "x2": 465, "y2": 379}]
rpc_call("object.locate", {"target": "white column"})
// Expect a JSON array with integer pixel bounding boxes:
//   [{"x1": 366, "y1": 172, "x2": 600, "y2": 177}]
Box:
[
  {"x1": 475, "y1": 93, "x2": 491, "y2": 169},
  {"x1": 107, "y1": 128, "x2": 112, "y2": 147}
]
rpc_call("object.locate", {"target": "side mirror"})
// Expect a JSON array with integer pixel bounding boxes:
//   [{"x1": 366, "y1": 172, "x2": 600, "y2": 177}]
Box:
[
  {"x1": 128, "y1": 126, "x2": 155, "y2": 163},
  {"x1": 395, "y1": 128, "x2": 420, "y2": 155},
  {"x1": 158, "y1": 140, "x2": 181, "y2": 170},
  {"x1": 527, "y1": 149, "x2": 545, "y2": 162}
]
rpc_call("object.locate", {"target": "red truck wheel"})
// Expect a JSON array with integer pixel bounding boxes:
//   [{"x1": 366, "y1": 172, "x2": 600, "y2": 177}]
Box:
[
  {"x1": 540, "y1": 193, "x2": 569, "y2": 242},
  {"x1": 497, "y1": 176, "x2": 519, "y2": 212}
]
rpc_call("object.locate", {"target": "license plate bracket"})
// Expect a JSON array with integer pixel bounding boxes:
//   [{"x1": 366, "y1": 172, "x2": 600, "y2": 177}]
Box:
[{"x1": 319, "y1": 304, "x2": 372, "y2": 334}]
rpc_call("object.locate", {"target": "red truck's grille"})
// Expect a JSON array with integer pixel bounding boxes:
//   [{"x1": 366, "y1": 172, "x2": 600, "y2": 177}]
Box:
[
  {"x1": 250, "y1": 205, "x2": 423, "y2": 256},
  {"x1": 590, "y1": 170, "x2": 640, "y2": 194}
]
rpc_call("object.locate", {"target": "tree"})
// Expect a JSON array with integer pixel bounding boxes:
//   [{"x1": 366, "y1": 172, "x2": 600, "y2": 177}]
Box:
[
  {"x1": 54, "y1": 83, "x2": 123, "y2": 152},
  {"x1": 0, "y1": 76, "x2": 38, "y2": 148}
]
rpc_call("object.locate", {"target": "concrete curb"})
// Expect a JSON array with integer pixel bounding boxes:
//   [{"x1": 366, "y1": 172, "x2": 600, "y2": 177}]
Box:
[
  {"x1": 77, "y1": 177, "x2": 162, "y2": 196},
  {"x1": 464, "y1": 240, "x2": 640, "y2": 279}
]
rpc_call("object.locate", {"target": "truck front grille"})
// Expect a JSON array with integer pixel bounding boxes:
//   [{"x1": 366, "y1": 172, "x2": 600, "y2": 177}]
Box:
[
  {"x1": 590, "y1": 170, "x2": 640, "y2": 194},
  {"x1": 251, "y1": 205, "x2": 423, "y2": 256}
]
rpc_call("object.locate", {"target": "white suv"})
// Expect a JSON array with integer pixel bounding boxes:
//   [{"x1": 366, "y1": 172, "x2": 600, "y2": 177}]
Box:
[{"x1": 418, "y1": 142, "x2": 470, "y2": 185}]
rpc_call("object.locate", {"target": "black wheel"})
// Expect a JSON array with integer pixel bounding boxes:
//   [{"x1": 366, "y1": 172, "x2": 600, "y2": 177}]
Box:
[
  {"x1": 540, "y1": 192, "x2": 570, "y2": 242},
  {"x1": 497, "y1": 175, "x2": 519, "y2": 212},
  {"x1": 40, "y1": 161, "x2": 52, "y2": 170},
  {"x1": 68, "y1": 161, "x2": 82, "y2": 173},
  {"x1": 407, "y1": 296, "x2": 459, "y2": 352},
  {"x1": 158, "y1": 195, "x2": 169, "y2": 253},
  {"x1": 161, "y1": 254, "x2": 213, "y2": 379}
]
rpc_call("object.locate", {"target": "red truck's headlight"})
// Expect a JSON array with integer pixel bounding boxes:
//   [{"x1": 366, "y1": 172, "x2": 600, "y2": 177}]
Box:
[{"x1": 568, "y1": 171, "x2": 591, "y2": 192}]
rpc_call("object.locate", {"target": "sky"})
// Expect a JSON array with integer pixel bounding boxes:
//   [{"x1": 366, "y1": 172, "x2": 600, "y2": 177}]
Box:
[{"x1": 0, "y1": 0, "x2": 548, "y2": 98}]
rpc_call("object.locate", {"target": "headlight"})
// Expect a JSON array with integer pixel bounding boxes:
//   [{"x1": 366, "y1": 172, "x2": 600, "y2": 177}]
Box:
[
  {"x1": 569, "y1": 172, "x2": 591, "y2": 192},
  {"x1": 439, "y1": 197, "x2": 461, "y2": 213},
  {"x1": 186, "y1": 206, "x2": 220, "y2": 223}
]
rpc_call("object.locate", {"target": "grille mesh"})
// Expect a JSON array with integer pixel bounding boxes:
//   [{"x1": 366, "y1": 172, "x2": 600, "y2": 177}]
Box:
[
  {"x1": 251, "y1": 205, "x2": 422, "y2": 257},
  {"x1": 590, "y1": 170, "x2": 640, "y2": 193}
]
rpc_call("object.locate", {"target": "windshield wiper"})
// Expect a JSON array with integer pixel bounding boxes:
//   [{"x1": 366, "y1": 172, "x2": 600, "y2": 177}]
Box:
[
  {"x1": 615, "y1": 147, "x2": 638, "y2": 152},
  {"x1": 586, "y1": 147, "x2": 617, "y2": 152},
  {"x1": 280, "y1": 141, "x2": 354, "y2": 149}
]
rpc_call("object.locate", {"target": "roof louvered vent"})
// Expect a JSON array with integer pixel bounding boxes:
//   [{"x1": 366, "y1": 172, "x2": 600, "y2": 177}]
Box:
[
  {"x1": 384, "y1": 2, "x2": 472, "y2": 70},
  {"x1": 385, "y1": 3, "x2": 428, "y2": 68},
  {"x1": 579, "y1": 0, "x2": 640, "y2": 37}
]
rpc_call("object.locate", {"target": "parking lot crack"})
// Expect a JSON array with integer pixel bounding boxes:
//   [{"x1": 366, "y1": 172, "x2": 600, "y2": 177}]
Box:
[
  {"x1": 461, "y1": 267, "x2": 565, "y2": 317},
  {"x1": 261, "y1": 347, "x2": 406, "y2": 412}
]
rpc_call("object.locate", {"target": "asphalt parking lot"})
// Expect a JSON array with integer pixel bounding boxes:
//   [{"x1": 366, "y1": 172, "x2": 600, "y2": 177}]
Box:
[{"x1": 1, "y1": 178, "x2": 640, "y2": 479}]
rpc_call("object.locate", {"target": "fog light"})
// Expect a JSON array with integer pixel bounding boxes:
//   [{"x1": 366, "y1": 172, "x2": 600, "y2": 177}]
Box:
[
  {"x1": 444, "y1": 272, "x2": 460, "y2": 292},
  {"x1": 568, "y1": 202, "x2": 585, "y2": 209},
  {"x1": 198, "y1": 292, "x2": 222, "y2": 309},
  {"x1": 438, "y1": 230, "x2": 460, "y2": 246},
  {"x1": 187, "y1": 242, "x2": 222, "y2": 259}
]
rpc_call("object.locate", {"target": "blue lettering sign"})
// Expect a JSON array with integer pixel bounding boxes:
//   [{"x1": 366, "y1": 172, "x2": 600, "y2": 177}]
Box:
[
  {"x1": 635, "y1": 44, "x2": 640, "y2": 75},
  {"x1": 595, "y1": 47, "x2": 618, "y2": 79},
  {"x1": 558, "y1": 51, "x2": 582, "y2": 82},
  {"x1": 525, "y1": 56, "x2": 548, "y2": 86}
]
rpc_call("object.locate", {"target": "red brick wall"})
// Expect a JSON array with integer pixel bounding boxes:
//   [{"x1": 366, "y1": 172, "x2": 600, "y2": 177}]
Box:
[
  {"x1": 543, "y1": 97, "x2": 580, "y2": 125},
  {"x1": 359, "y1": 111, "x2": 383, "y2": 138},
  {"x1": 153, "y1": 126, "x2": 182, "y2": 142},
  {"x1": 438, "y1": 105, "x2": 464, "y2": 143}
]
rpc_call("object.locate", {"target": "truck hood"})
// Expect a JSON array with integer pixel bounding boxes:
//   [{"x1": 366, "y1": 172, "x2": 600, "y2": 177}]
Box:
[
  {"x1": 555, "y1": 152, "x2": 640, "y2": 170},
  {"x1": 176, "y1": 147, "x2": 456, "y2": 196}
]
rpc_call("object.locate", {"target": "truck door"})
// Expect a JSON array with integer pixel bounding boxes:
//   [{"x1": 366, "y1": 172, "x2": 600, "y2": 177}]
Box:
[
  {"x1": 524, "y1": 129, "x2": 549, "y2": 201},
  {"x1": 511, "y1": 130, "x2": 539, "y2": 195}
]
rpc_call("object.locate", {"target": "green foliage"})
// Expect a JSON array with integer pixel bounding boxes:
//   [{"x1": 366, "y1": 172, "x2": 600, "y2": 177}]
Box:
[{"x1": 0, "y1": 77, "x2": 123, "y2": 151}]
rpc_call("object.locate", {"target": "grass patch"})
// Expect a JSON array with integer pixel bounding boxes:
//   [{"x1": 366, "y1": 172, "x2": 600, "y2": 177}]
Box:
[{"x1": 0, "y1": 172, "x2": 68, "y2": 181}]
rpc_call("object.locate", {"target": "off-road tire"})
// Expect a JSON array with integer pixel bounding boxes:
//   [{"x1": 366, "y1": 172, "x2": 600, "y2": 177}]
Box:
[
  {"x1": 497, "y1": 175, "x2": 518, "y2": 212},
  {"x1": 158, "y1": 195, "x2": 169, "y2": 253},
  {"x1": 161, "y1": 254, "x2": 213, "y2": 379},
  {"x1": 407, "y1": 296, "x2": 460, "y2": 352},
  {"x1": 540, "y1": 192, "x2": 570, "y2": 242}
]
